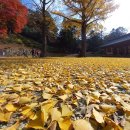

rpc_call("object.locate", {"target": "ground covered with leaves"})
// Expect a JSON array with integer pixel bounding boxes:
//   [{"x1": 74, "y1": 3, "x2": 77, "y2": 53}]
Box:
[{"x1": 0, "y1": 57, "x2": 130, "y2": 130}]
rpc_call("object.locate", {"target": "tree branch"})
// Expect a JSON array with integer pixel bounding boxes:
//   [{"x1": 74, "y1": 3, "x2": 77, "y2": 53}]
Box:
[
  {"x1": 52, "y1": 11, "x2": 82, "y2": 24},
  {"x1": 46, "y1": 0, "x2": 55, "y2": 10}
]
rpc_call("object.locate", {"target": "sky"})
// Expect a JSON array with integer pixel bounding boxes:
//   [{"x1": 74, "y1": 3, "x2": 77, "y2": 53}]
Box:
[
  {"x1": 22, "y1": 0, "x2": 130, "y2": 33},
  {"x1": 103, "y1": 0, "x2": 130, "y2": 33}
]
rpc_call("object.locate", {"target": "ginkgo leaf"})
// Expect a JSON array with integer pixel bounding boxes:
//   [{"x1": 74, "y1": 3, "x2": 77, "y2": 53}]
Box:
[
  {"x1": 21, "y1": 106, "x2": 37, "y2": 120},
  {"x1": 26, "y1": 110, "x2": 44, "y2": 129},
  {"x1": 104, "y1": 117, "x2": 123, "y2": 130},
  {"x1": 112, "y1": 95, "x2": 121, "y2": 102},
  {"x1": 91, "y1": 91, "x2": 100, "y2": 99},
  {"x1": 41, "y1": 100, "x2": 57, "y2": 122},
  {"x1": 0, "y1": 112, "x2": 8, "y2": 122},
  {"x1": 68, "y1": 84, "x2": 74, "y2": 89},
  {"x1": 19, "y1": 97, "x2": 31, "y2": 104},
  {"x1": 0, "y1": 111, "x2": 12, "y2": 122},
  {"x1": 61, "y1": 105, "x2": 73, "y2": 117},
  {"x1": 28, "y1": 103, "x2": 38, "y2": 108},
  {"x1": 100, "y1": 104, "x2": 116, "y2": 113},
  {"x1": 86, "y1": 96, "x2": 91, "y2": 105},
  {"x1": 0, "y1": 99, "x2": 6, "y2": 103},
  {"x1": 122, "y1": 83, "x2": 129, "y2": 90},
  {"x1": 34, "y1": 81, "x2": 42, "y2": 85},
  {"x1": 5, "y1": 103, "x2": 17, "y2": 112},
  {"x1": 120, "y1": 100, "x2": 130, "y2": 112},
  {"x1": 73, "y1": 119, "x2": 94, "y2": 130},
  {"x1": 75, "y1": 92, "x2": 84, "y2": 99},
  {"x1": 92, "y1": 108, "x2": 104, "y2": 123},
  {"x1": 12, "y1": 86, "x2": 22, "y2": 92},
  {"x1": 42, "y1": 92, "x2": 52, "y2": 99},
  {"x1": 58, "y1": 118, "x2": 72, "y2": 130},
  {"x1": 44, "y1": 87, "x2": 52, "y2": 93},
  {"x1": 50, "y1": 108, "x2": 61, "y2": 121},
  {"x1": 124, "y1": 120, "x2": 130, "y2": 130},
  {"x1": 59, "y1": 94, "x2": 68, "y2": 101}
]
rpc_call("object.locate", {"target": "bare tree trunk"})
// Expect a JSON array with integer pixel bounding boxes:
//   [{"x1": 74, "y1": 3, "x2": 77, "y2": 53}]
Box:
[
  {"x1": 40, "y1": 0, "x2": 47, "y2": 57},
  {"x1": 80, "y1": 22, "x2": 87, "y2": 57},
  {"x1": 41, "y1": 31, "x2": 47, "y2": 57}
]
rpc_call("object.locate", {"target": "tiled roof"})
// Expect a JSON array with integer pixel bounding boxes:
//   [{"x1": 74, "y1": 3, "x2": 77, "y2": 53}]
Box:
[{"x1": 101, "y1": 33, "x2": 130, "y2": 47}]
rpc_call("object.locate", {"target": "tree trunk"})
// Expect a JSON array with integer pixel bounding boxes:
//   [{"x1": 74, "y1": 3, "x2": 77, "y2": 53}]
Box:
[
  {"x1": 40, "y1": 0, "x2": 47, "y2": 57},
  {"x1": 41, "y1": 31, "x2": 47, "y2": 57},
  {"x1": 80, "y1": 22, "x2": 87, "y2": 57}
]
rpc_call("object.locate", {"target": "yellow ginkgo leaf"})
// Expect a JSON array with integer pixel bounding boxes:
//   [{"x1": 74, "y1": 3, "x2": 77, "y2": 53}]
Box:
[
  {"x1": 12, "y1": 86, "x2": 22, "y2": 92},
  {"x1": 21, "y1": 106, "x2": 37, "y2": 120},
  {"x1": 104, "y1": 117, "x2": 123, "y2": 130},
  {"x1": 0, "y1": 111, "x2": 12, "y2": 122},
  {"x1": 91, "y1": 91, "x2": 100, "y2": 99},
  {"x1": 58, "y1": 118, "x2": 72, "y2": 130},
  {"x1": 61, "y1": 105, "x2": 73, "y2": 117},
  {"x1": 0, "y1": 112, "x2": 7, "y2": 122},
  {"x1": 42, "y1": 92, "x2": 52, "y2": 99},
  {"x1": 26, "y1": 110, "x2": 44, "y2": 129},
  {"x1": 41, "y1": 101, "x2": 55, "y2": 122},
  {"x1": 5, "y1": 112, "x2": 12, "y2": 121},
  {"x1": 92, "y1": 108, "x2": 104, "y2": 124},
  {"x1": 120, "y1": 100, "x2": 130, "y2": 112},
  {"x1": 50, "y1": 108, "x2": 61, "y2": 121},
  {"x1": 5, "y1": 103, "x2": 17, "y2": 112},
  {"x1": 28, "y1": 103, "x2": 38, "y2": 108},
  {"x1": 124, "y1": 120, "x2": 130, "y2": 130},
  {"x1": 100, "y1": 104, "x2": 116, "y2": 113},
  {"x1": 0, "y1": 99, "x2": 6, "y2": 103},
  {"x1": 59, "y1": 94, "x2": 68, "y2": 101},
  {"x1": 19, "y1": 97, "x2": 31, "y2": 104},
  {"x1": 44, "y1": 87, "x2": 52, "y2": 93},
  {"x1": 86, "y1": 96, "x2": 91, "y2": 105},
  {"x1": 68, "y1": 84, "x2": 74, "y2": 89},
  {"x1": 73, "y1": 119, "x2": 94, "y2": 130},
  {"x1": 34, "y1": 81, "x2": 42, "y2": 85}
]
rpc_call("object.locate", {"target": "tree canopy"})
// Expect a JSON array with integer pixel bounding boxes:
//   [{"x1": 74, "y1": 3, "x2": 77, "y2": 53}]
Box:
[
  {"x1": 0, "y1": 0, "x2": 28, "y2": 38},
  {"x1": 104, "y1": 27, "x2": 128, "y2": 41},
  {"x1": 53, "y1": 0, "x2": 117, "y2": 56}
]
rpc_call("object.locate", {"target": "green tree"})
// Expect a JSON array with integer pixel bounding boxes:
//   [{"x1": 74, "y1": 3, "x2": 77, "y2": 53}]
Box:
[
  {"x1": 53, "y1": 0, "x2": 117, "y2": 56},
  {"x1": 104, "y1": 27, "x2": 128, "y2": 41},
  {"x1": 24, "y1": 9, "x2": 57, "y2": 41},
  {"x1": 58, "y1": 26, "x2": 77, "y2": 53},
  {"x1": 88, "y1": 31, "x2": 103, "y2": 52}
]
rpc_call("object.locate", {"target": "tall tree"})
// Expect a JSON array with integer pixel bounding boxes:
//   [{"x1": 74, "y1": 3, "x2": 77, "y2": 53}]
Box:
[
  {"x1": 29, "y1": 0, "x2": 55, "y2": 57},
  {"x1": 23, "y1": 9, "x2": 58, "y2": 42},
  {"x1": 53, "y1": 0, "x2": 117, "y2": 56},
  {"x1": 0, "y1": 0, "x2": 28, "y2": 38},
  {"x1": 104, "y1": 27, "x2": 128, "y2": 41}
]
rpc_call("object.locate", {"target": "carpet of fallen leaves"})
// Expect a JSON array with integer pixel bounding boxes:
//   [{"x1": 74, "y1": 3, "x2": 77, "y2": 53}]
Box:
[{"x1": 0, "y1": 57, "x2": 130, "y2": 130}]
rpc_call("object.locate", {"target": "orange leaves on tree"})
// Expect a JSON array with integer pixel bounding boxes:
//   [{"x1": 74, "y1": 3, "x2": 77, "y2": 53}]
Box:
[{"x1": 0, "y1": 0, "x2": 28, "y2": 38}]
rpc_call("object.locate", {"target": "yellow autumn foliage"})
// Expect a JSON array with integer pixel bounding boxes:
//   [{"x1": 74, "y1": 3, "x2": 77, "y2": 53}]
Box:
[{"x1": 0, "y1": 57, "x2": 129, "y2": 130}]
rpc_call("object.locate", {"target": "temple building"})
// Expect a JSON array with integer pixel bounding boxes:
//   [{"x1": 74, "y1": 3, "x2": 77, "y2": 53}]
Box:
[{"x1": 101, "y1": 33, "x2": 130, "y2": 56}]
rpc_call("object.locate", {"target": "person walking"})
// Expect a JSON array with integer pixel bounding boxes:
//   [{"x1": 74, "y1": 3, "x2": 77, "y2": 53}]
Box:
[{"x1": 31, "y1": 48, "x2": 35, "y2": 57}]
